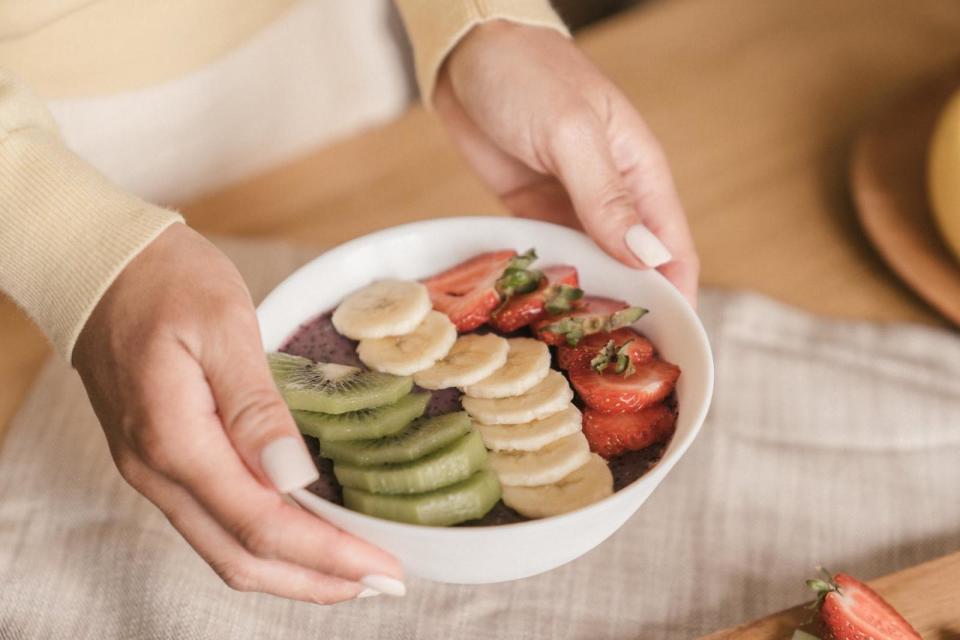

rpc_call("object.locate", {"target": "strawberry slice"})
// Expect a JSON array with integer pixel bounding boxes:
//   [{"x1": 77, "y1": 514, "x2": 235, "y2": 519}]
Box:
[
  {"x1": 489, "y1": 265, "x2": 580, "y2": 333},
  {"x1": 569, "y1": 356, "x2": 680, "y2": 413},
  {"x1": 422, "y1": 250, "x2": 518, "y2": 332},
  {"x1": 808, "y1": 571, "x2": 922, "y2": 640},
  {"x1": 582, "y1": 403, "x2": 676, "y2": 459},
  {"x1": 532, "y1": 295, "x2": 647, "y2": 346},
  {"x1": 557, "y1": 327, "x2": 655, "y2": 371}
]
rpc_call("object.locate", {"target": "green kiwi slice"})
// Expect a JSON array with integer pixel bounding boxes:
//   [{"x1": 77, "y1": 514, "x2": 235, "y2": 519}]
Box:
[
  {"x1": 343, "y1": 469, "x2": 502, "y2": 526},
  {"x1": 319, "y1": 411, "x2": 472, "y2": 466},
  {"x1": 333, "y1": 431, "x2": 488, "y2": 495},
  {"x1": 268, "y1": 352, "x2": 412, "y2": 414},
  {"x1": 292, "y1": 392, "x2": 429, "y2": 442}
]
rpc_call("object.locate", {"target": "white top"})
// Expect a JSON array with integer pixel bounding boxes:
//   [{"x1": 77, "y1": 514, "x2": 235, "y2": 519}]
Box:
[{"x1": 46, "y1": 0, "x2": 413, "y2": 205}]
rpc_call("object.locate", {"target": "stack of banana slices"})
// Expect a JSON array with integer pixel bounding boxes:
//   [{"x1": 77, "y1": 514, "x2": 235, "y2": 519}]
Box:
[
  {"x1": 461, "y1": 339, "x2": 614, "y2": 519},
  {"x1": 332, "y1": 278, "x2": 614, "y2": 519}
]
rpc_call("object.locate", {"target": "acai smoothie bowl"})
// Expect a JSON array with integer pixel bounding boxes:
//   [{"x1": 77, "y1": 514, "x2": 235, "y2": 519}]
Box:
[{"x1": 257, "y1": 217, "x2": 713, "y2": 584}]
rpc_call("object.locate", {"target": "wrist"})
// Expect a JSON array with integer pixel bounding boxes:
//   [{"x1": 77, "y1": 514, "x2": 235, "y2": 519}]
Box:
[
  {"x1": 443, "y1": 20, "x2": 571, "y2": 97},
  {"x1": 73, "y1": 223, "x2": 193, "y2": 367}
]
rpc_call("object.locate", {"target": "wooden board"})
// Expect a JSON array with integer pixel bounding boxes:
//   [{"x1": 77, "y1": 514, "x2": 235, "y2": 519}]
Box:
[
  {"x1": 702, "y1": 551, "x2": 960, "y2": 639},
  {"x1": 852, "y1": 67, "x2": 960, "y2": 328}
]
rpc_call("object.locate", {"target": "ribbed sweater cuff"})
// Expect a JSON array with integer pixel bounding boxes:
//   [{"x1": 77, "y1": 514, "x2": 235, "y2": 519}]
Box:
[
  {"x1": 394, "y1": 0, "x2": 570, "y2": 107},
  {"x1": 0, "y1": 127, "x2": 182, "y2": 361}
]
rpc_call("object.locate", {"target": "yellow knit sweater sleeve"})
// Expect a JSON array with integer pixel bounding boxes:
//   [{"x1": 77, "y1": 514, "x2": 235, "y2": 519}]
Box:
[
  {"x1": 394, "y1": 0, "x2": 570, "y2": 104},
  {"x1": 0, "y1": 70, "x2": 182, "y2": 361}
]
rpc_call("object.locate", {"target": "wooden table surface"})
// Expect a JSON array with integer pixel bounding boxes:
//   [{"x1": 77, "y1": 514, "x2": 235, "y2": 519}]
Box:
[{"x1": 1, "y1": 0, "x2": 959, "y2": 634}]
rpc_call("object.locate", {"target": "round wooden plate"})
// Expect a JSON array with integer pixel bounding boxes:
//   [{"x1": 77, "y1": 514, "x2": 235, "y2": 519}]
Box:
[{"x1": 851, "y1": 66, "x2": 960, "y2": 328}]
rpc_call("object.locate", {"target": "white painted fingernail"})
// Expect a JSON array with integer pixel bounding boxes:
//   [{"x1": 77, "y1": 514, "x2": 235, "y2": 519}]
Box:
[
  {"x1": 625, "y1": 224, "x2": 672, "y2": 267},
  {"x1": 260, "y1": 436, "x2": 319, "y2": 493},
  {"x1": 361, "y1": 575, "x2": 406, "y2": 597},
  {"x1": 356, "y1": 587, "x2": 381, "y2": 599}
]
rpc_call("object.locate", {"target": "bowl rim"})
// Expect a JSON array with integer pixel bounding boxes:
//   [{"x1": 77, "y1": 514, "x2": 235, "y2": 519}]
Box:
[{"x1": 258, "y1": 216, "x2": 714, "y2": 534}]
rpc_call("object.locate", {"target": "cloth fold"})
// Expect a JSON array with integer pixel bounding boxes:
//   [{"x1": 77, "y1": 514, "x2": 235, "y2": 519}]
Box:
[{"x1": 0, "y1": 238, "x2": 957, "y2": 640}]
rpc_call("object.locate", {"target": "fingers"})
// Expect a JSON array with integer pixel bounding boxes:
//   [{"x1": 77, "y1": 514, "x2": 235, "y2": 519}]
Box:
[
  {"x1": 119, "y1": 455, "x2": 370, "y2": 604},
  {"x1": 544, "y1": 95, "x2": 699, "y2": 306},
  {"x1": 179, "y1": 441, "x2": 404, "y2": 591},
  {"x1": 611, "y1": 97, "x2": 700, "y2": 306},
  {"x1": 175, "y1": 436, "x2": 401, "y2": 584},
  {"x1": 543, "y1": 107, "x2": 648, "y2": 270},
  {"x1": 134, "y1": 344, "x2": 405, "y2": 593},
  {"x1": 199, "y1": 303, "x2": 319, "y2": 493}
]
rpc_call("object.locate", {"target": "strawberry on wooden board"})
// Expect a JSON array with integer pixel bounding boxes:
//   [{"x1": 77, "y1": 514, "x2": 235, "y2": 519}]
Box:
[
  {"x1": 556, "y1": 327, "x2": 655, "y2": 371},
  {"x1": 490, "y1": 264, "x2": 580, "y2": 333},
  {"x1": 582, "y1": 403, "x2": 677, "y2": 459},
  {"x1": 532, "y1": 295, "x2": 647, "y2": 346},
  {"x1": 807, "y1": 571, "x2": 922, "y2": 640},
  {"x1": 421, "y1": 250, "x2": 518, "y2": 332},
  {"x1": 569, "y1": 357, "x2": 680, "y2": 413}
]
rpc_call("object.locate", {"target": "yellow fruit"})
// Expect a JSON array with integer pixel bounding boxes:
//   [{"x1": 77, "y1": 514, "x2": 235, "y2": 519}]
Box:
[{"x1": 929, "y1": 87, "x2": 960, "y2": 263}]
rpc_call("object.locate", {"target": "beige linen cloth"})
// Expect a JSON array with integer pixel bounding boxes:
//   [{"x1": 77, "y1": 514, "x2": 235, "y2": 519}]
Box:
[{"x1": 1, "y1": 239, "x2": 959, "y2": 639}]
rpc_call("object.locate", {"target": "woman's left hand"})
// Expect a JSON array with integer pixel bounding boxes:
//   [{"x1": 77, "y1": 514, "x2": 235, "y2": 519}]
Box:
[{"x1": 435, "y1": 20, "x2": 699, "y2": 306}]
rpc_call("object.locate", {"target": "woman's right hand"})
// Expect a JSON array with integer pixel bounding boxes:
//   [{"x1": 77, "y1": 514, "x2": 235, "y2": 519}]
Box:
[{"x1": 73, "y1": 223, "x2": 404, "y2": 603}]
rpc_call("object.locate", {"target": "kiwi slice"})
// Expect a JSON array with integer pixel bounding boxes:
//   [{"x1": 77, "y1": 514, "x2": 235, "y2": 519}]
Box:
[
  {"x1": 268, "y1": 352, "x2": 412, "y2": 414},
  {"x1": 343, "y1": 469, "x2": 502, "y2": 526},
  {"x1": 319, "y1": 411, "x2": 472, "y2": 466},
  {"x1": 334, "y1": 430, "x2": 487, "y2": 495},
  {"x1": 293, "y1": 391, "x2": 429, "y2": 442}
]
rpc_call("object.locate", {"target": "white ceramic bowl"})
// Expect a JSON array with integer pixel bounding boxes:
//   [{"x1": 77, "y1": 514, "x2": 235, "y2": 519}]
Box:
[{"x1": 257, "y1": 216, "x2": 713, "y2": 585}]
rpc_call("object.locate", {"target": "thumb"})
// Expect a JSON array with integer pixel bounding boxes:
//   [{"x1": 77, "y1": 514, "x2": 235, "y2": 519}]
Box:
[
  {"x1": 201, "y1": 315, "x2": 319, "y2": 494},
  {"x1": 545, "y1": 111, "x2": 672, "y2": 269}
]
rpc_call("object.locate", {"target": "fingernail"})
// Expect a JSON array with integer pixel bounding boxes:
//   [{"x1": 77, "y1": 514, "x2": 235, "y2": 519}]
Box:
[
  {"x1": 361, "y1": 575, "x2": 406, "y2": 597},
  {"x1": 260, "y1": 436, "x2": 319, "y2": 493},
  {"x1": 356, "y1": 587, "x2": 381, "y2": 599},
  {"x1": 625, "y1": 224, "x2": 672, "y2": 267}
]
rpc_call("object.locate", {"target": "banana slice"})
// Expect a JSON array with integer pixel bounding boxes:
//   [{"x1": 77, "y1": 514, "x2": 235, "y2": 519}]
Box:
[
  {"x1": 501, "y1": 454, "x2": 613, "y2": 518},
  {"x1": 462, "y1": 370, "x2": 572, "y2": 425},
  {"x1": 413, "y1": 334, "x2": 510, "y2": 390},
  {"x1": 475, "y1": 405, "x2": 582, "y2": 452},
  {"x1": 357, "y1": 311, "x2": 457, "y2": 376},
  {"x1": 462, "y1": 338, "x2": 550, "y2": 399},
  {"x1": 332, "y1": 279, "x2": 432, "y2": 340},
  {"x1": 487, "y1": 432, "x2": 591, "y2": 487}
]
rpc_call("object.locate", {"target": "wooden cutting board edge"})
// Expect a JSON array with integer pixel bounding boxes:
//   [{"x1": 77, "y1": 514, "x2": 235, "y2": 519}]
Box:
[{"x1": 700, "y1": 551, "x2": 960, "y2": 639}]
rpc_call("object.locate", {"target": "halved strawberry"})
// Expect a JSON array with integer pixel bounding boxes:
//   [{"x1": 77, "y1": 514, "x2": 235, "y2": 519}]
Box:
[
  {"x1": 808, "y1": 571, "x2": 921, "y2": 640},
  {"x1": 557, "y1": 328, "x2": 655, "y2": 371},
  {"x1": 489, "y1": 265, "x2": 580, "y2": 333},
  {"x1": 532, "y1": 295, "x2": 647, "y2": 346},
  {"x1": 582, "y1": 403, "x2": 676, "y2": 459},
  {"x1": 569, "y1": 357, "x2": 680, "y2": 413},
  {"x1": 421, "y1": 250, "x2": 518, "y2": 332}
]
